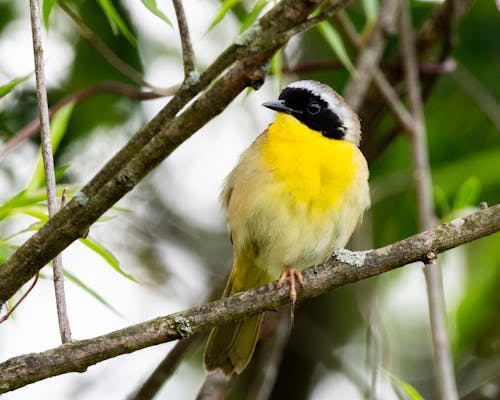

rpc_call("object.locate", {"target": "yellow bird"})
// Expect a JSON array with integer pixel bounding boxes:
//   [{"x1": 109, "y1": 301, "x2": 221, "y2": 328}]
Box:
[{"x1": 204, "y1": 80, "x2": 370, "y2": 376}]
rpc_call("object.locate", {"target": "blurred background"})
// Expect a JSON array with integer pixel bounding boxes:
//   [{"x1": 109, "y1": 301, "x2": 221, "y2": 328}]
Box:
[{"x1": 0, "y1": 0, "x2": 499, "y2": 399}]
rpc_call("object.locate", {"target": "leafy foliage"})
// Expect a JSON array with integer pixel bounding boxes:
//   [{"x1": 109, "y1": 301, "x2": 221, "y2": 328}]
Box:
[{"x1": 0, "y1": 0, "x2": 499, "y2": 398}]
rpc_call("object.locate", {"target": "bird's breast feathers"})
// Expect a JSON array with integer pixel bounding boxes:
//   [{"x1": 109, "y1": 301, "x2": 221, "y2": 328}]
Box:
[{"x1": 223, "y1": 113, "x2": 369, "y2": 277}]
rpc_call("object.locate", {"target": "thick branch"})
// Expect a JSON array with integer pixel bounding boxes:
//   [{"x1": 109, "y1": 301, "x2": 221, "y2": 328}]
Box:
[
  {"x1": 0, "y1": 205, "x2": 498, "y2": 393},
  {"x1": 0, "y1": 0, "x2": 333, "y2": 306}
]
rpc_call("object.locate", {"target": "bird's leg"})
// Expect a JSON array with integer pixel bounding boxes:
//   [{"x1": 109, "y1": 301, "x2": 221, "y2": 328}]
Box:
[{"x1": 277, "y1": 266, "x2": 304, "y2": 323}]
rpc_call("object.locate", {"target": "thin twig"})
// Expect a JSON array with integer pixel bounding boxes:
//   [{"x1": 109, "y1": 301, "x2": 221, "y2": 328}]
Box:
[
  {"x1": 250, "y1": 311, "x2": 291, "y2": 400},
  {"x1": 400, "y1": 2, "x2": 458, "y2": 399},
  {"x1": 129, "y1": 336, "x2": 200, "y2": 400},
  {"x1": 452, "y1": 62, "x2": 500, "y2": 131},
  {"x1": 281, "y1": 58, "x2": 454, "y2": 76},
  {"x1": 29, "y1": 0, "x2": 72, "y2": 343},
  {"x1": 0, "y1": 81, "x2": 173, "y2": 161},
  {"x1": 343, "y1": 0, "x2": 399, "y2": 111},
  {"x1": 61, "y1": 187, "x2": 68, "y2": 208},
  {"x1": 0, "y1": 273, "x2": 39, "y2": 324},
  {"x1": 334, "y1": 11, "x2": 415, "y2": 133},
  {"x1": 285, "y1": 0, "x2": 350, "y2": 38},
  {"x1": 0, "y1": 204, "x2": 498, "y2": 393},
  {"x1": 195, "y1": 371, "x2": 229, "y2": 400},
  {"x1": 172, "y1": 0, "x2": 197, "y2": 80},
  {"x1": 56, "y1": 0, "x2": 155, "y2": 89}
]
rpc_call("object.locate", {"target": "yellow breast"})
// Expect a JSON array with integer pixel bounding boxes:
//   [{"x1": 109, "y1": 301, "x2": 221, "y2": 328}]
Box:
[{"x1": 262, "y1": 113, "x2": 361, "y2": 214}]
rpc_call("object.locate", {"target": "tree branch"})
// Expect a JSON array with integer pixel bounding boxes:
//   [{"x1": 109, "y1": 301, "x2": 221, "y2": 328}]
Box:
[
  {"x1": 343, "y1": 0, "x2": 399, "y2": 111},
  {"x1": 57, "y1": 0, "x2": 155, "y2": 89},
  {"x1": 0, "y1": 0, "x2": 337, "y2": 307},
  {"x1": 129, "y1": 335, "x2": 200, "y2": 400},
  {"x1": 0, "y1": 205, "x2": 498, "y2": 393},
  {"x1": 400, "y1": 2, "x2": 459, "y2": 398},
  {"x1": 0, "y1": 81, "x2": 172, "y2": 161},
  {"x1": 29, "y1": 0, "x2": 72, "y2": 343},
  {"x1": 334, "y1": 10, "x2": 415, "y2": 134},
  {"x1": 172, "y1": 0, "x2": 197, "y2": 80}
]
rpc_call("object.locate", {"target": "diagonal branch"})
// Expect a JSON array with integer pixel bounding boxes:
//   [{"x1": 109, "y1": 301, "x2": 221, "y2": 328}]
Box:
[
  {"x1": 172, "y1": 0, "x2": 197, "y2": 79},
  {"x1": 57, "y1": 0, "x2": 154, "y2": 89},
  {"x1": 129, "y1": 335, "x2": 200, "y2": 400},
  {"x1": 400, "y1": 2, "x2": 459, "y2": 399},
  {"x1": 343, "y1": 0, "x2": 399, "y2": 111},
  {"x1": 0, "y1": 81, "x2": 174, "y2": 161},
  {"x1": 0, "y1": 0, "x2": 341, "y2": 307},
  {"x1": 334, "y1": 11, "x2": 415, "y2": 133},
  {"x1": 0, "y1": 204, "x2": 499, "y2": 393}
]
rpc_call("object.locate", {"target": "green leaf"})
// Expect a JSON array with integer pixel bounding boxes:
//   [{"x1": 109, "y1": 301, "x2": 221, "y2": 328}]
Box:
[
  {"x1": 384, "y1": 370, "x2": 424, "y2": 400},
  {"x1": 453, "y1": 176, "x2": 481, "y2": 211},
  {"x1": 26, "y1": 102, "x2": 75, "y2": 193},
  {"x1": 361, "y1": 0, "x2": 378, "y2": 25},
  {"x1": 0, "y1": 74, "x2": 31, "y2": 99},
  {"x1": 209, "y1": 0, "x2": 241, "y2": 30},
  {"x1": 64, "y1": 269, "x2": 121, "y2": 315},
  {"x1": 79, "y1": 237, "x2": 138, "y2": 283},
  {"x1": 96, "y1": 0, "x2": 136, "y2": 45},
  {"x1": 317, "y1": 21, "x2": 356, "y2": 76},
  {"x1": 141, "y1": 0, "x2": 172, "y2": 27},
  {"x1": 11, "y1": 206, "x2": 49, "y2": 222},
  {"x1": 239, "y1": 0, "x2": 267, "y2": 33},
  {"x1": 271, "y1": 47, "x2": 283, "y2": 96},
  {"x1": 433, "y1": 147, "x2": 500, "y2": 193},
  {"x1": 42, "y1": 0, "x2": 57, "y2": 29},
  {"x1": 0, "y1": 244, "x2": 13, "y2": 263},
  {"x1": 433, "y1": 185, "x2": 450, "y2": 219},
  {"x1": 0, "y1": 190, "x2": 47, "y2": 220},
  {"x1": 0, "y1": 185, "x2": 76, "y2": 221}
]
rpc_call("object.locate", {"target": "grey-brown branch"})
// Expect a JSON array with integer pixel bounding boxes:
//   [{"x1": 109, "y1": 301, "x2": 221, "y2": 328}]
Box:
[
  {"x1": 0, "y1": 0, "x2": 332, "y2": 307},
  {"x1": 0, "y1": 205, "x2": 498, "y2": 393}
]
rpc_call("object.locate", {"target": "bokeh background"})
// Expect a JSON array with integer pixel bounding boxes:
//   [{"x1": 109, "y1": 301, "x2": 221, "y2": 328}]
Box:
[{"x1": 0, "y1": 0, "x2": 499, "y2": 399}]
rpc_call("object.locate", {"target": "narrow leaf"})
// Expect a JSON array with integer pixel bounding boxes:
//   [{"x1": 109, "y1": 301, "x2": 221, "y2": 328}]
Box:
[
  {"x1": 239, "y1": 0, "x2": 267, "y2": 33},
  {"x1": 361, "y1": 0, "x2": 378, "y2": 25},
  {"x1": 0, "y1": 244, "x2": 12, "y2": 264},
  {"x1": 79, "y1": 237, "x2": 138, "y2": 283},
  {"x1": 209, "y1": 0, "x2": 241, "y2": 30},
  {"x1": 453, "y1": 176, "x2": 481, "y2": 211},
  {"x1": 433, "y1": 185, "x2": 450, "y2": 220},
  {"x1": 97, "y1": 0, "x2": 136, "y2": 45},
  {"x1": 0, "y1": 74, "x2": 31, "y2": 99},
  {"x1": 64, "y1": 269, "x2": 121, "y2": 315},
  {"x1": 141, "y1": 0, "x2": 172, "y2": 27},
  {"x1": 26, "y1": 102, "x2": 75, "y2": 193},
  {"x1": 384, "y1": 370, "x2": 424, "y2": 400},
  {"x1": 271, "y1": 47, "x2": 283, "y2": 96},
  {"x1": 42, "y1": 0, "x2": 57, "y2": 29},
  {"x1": 317, "y1": 21, "x2": 356, "y2": 76}
]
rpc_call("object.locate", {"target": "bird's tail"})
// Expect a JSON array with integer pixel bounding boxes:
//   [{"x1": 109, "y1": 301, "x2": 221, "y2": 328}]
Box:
[
  {"x1": 204, "y1": 255, "x2": 271, "y2": 376},
  {"x1": 204, "y1": 313, "x2": 264, "y2": 375}
]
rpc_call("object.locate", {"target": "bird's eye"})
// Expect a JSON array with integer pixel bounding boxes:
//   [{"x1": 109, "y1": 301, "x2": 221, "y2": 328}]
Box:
[{"x1": 307, "y1": 101, "x2": 321, "y2": 115}]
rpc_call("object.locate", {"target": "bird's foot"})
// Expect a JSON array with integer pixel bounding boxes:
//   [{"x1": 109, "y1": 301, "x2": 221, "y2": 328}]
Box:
[{"x1": 277, "y1": 266, "x2": 304, "y2": 323}]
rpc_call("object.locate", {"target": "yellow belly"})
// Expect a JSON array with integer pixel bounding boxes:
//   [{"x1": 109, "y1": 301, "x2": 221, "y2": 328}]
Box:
[{"x1": 224, "y1": 113, "x2": 369, "y2": 280}]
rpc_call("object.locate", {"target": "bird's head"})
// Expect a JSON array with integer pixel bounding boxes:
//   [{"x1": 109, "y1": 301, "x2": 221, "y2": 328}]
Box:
[{"x1": 263, "y1": 80, "x2": 361, "y2": 146}]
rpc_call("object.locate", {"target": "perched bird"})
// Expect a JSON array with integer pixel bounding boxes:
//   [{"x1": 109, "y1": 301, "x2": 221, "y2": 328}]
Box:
[{"x1": 204, "y1": 80, "x2": 370, "y2": 376}]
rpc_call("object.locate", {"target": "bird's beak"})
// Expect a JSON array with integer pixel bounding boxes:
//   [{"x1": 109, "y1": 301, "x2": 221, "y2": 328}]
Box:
[{"x1": 262, "y1": 100, "x2": 299, "y2": 114}]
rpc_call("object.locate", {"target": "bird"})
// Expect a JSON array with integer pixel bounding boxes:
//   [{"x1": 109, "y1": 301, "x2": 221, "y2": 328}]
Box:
[{"x1": 204, "y1": 80, "x2": 370, "y2": 376}]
